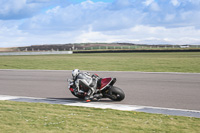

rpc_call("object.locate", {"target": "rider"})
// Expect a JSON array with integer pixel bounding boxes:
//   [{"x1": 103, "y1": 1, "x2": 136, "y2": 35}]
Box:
[{"x1": 72, "y1": 69, "x2": 99, "y2": 102}]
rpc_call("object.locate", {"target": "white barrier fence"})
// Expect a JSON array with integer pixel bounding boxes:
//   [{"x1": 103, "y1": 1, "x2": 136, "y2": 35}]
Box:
[{"x1": 0, "y1": 51, "x2": 73, "y2": 56}]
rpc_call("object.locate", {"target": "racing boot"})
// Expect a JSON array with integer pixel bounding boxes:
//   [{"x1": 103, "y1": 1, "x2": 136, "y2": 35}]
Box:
[
  {"x1": 84, "y1": 95, "x2": 94, "y2": 102},
  {"x1": 85, "y1": 88, "x2": 95, "y2": 102},
  {"x1": 84, "y1": 96, "x2": 90, "y2": 102}
]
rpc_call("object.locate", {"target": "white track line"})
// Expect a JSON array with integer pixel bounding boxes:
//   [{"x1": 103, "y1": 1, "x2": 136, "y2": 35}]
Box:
[{"x1": 0, "y1": 95, "x2": 200, "y2": 118}]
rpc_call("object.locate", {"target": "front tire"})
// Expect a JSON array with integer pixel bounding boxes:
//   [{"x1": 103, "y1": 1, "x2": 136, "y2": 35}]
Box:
[{"x1": 109, "y1": 86, "x2": 125, "y2": 101}]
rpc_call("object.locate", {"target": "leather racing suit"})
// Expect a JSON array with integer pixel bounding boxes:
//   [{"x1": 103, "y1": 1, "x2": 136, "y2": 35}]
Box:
[{"x1": 74, "y1": 72, "x2": 98, "y2": 99}]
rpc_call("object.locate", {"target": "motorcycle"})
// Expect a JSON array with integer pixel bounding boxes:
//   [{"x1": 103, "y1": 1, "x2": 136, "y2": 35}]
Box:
[{"x1": 68, "y1": 76, "x2": 125, "y2": 101}]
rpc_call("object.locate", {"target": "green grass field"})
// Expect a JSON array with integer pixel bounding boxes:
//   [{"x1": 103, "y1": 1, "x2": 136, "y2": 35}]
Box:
[
  {"x1": 1, "y1": 52, "x2": 200, "y2": 132},
  {"x1": 0, "y1": 52, "x2": 200, "y2": 73},
  {"x1": 1, "y1": 101, "x2": 200, "y2": 133}
]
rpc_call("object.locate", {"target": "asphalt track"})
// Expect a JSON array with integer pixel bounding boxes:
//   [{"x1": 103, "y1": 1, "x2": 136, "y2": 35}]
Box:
[{"x1": 1, "y1": 69, "x2": 200, "y2": 111}]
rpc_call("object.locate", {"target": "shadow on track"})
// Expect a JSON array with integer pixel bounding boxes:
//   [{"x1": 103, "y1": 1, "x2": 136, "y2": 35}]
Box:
[{"x1": 47, "y1": 97, "x2": 114, "y2": 103}]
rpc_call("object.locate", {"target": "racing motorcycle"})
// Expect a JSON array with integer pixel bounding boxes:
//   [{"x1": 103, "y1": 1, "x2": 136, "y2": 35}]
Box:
[{"x1": 68, "y1": 76, "x2": 125, "y2": 101}]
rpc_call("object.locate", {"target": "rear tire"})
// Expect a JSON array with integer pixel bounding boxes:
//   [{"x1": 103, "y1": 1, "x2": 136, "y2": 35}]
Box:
[{"x1": 109, "y1": 86, "x2": 125, "y2": 101}]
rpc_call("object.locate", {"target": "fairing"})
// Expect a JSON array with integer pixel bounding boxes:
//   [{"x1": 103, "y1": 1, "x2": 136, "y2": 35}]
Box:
[{"x1": 99, "y1": 78, "x2": 112, "y2": 90}]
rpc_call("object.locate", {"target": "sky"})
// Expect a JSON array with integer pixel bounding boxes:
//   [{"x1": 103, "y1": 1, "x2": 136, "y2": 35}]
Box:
[{"x1": 0, "y1": 0, "x2": 200, "y2": 47}]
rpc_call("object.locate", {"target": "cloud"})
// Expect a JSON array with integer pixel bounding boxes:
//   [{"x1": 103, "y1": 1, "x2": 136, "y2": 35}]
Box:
[
  {"x1": 20, "y1": 1, "x2": 108, "y2": 31},
  {"x1": 0, "y1": 0, "x2": 71, "y2": 20},
  {"x1": 0, "y1": 0, "x2": 36, "y2": 20},
  {"x1": 3, "y1": 0, "x2": 200, "y2": 30},
  {"x1": 20, "y1": 0, "x2": 146, "y2": 32},
  {"x1": 171, "y1": 0, "x2": 179, "y2": 6},
  {"x1": 1, "y1": 0, "x2": 200, "y2": 47}
]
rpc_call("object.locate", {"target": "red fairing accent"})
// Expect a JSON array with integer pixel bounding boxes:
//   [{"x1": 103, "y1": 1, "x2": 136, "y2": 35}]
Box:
[
  {"x1": 100, "y1": 78, "x2": 112, "y2": 90},
  {"x1": 69, "y1": 88, "x2": 74, "y2": 92}
]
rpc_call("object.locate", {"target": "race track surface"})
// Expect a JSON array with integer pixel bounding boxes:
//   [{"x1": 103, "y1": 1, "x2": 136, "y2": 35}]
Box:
[{"x1": 0, "y1": 69, "x2": 200, "y2": 111}]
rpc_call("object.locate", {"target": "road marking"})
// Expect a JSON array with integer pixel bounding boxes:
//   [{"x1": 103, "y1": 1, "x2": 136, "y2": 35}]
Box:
[{"x1": 0, "y1": 95, "x2": 200, "y2": 118}]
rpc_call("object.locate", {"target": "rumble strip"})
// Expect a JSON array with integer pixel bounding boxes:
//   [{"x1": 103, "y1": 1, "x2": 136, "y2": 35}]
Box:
[{"x1": 0, "y1": 95, "x2": 200, "y2": 118}]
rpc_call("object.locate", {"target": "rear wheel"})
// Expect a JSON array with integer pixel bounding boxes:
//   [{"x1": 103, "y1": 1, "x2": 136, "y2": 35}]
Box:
[{"x1": 109, "y1": 86, "x2": 125, "y2": 101}]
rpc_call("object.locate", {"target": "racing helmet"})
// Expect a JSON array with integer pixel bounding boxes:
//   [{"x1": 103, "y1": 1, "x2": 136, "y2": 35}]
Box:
[{"x1": 72, "y1": 69, "x2": 80, "y2": 78}]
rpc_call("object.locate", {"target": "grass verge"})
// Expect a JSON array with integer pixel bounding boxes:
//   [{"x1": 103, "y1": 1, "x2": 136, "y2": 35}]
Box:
[
  {"x1": 0, "y1": 52, "x2": 200, "y2": 73},
  {"x1": 0, "y1": 101, "x2": 200, "y2": 133}
]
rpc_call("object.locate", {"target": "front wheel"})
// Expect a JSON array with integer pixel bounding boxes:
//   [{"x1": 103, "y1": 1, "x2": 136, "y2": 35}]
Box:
[{"x1": 109, "y1": 86, "x2": 125, "y2": 101}]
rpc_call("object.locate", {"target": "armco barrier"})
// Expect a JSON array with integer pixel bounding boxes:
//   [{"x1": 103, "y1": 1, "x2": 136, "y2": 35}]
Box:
[
  {"x1": 0, "y1": 51, "x2": 73, "y2": 56},
  {"x1": 73, "y1": 49, "x2": 200, "y2": 53}
]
